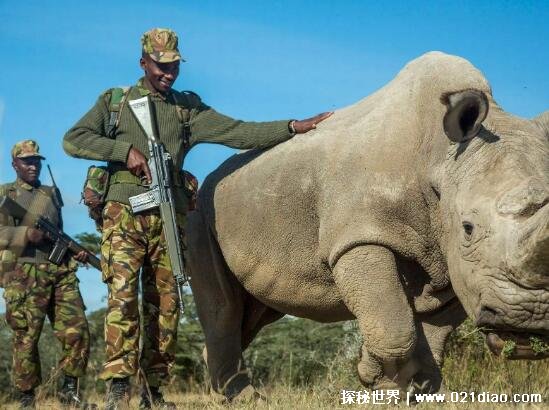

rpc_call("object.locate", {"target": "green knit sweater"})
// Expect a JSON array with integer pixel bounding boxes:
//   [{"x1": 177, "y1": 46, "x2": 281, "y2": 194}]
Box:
[{"x1": 63, "y1": 78, "x2": 293, "y2": 211}]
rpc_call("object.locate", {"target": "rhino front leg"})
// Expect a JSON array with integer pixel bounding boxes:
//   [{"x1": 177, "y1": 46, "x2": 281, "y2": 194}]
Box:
[{"x1": 333, "y1": 245, "x2": 417, "y2": 390}]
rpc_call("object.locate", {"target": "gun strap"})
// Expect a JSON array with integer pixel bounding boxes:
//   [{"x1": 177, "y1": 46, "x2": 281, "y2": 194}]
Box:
[
  {"x1": 107, "y1": 86, "x2": 132, "y2": 137},
  {"x1": 172, "y1": 91, "x2": 193, "y2": 150}
]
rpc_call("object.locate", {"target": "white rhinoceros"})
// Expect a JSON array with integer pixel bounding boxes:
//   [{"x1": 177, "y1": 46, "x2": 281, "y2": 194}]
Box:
[{"x1": 185, "y1": 51, "x2": 549, "y2": 399}]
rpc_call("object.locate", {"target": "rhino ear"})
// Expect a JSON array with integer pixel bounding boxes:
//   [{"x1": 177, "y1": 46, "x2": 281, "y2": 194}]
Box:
[{"x1": 441, "y1": 89, "x2": 489, "y2": 143}]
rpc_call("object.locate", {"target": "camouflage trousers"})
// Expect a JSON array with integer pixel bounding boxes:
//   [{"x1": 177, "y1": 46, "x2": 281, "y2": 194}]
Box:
[
  {"x1": 3, "y1": 262, "x2": 90, "y2": 391},
  {"x1": 100, "y1": 201, "x2": 183, "y2": 387}
]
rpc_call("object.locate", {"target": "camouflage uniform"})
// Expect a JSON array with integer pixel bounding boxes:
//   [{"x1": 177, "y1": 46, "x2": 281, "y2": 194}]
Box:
[
  {"x1": 63, "y1": 28, "x2": 294, "y2": 390},
  {"x1": 4, "y1": 261, "x2": 89, "y2": 391},
  {"x1": 0, "y1": 141, "x2": 90, "y2": 393},
  {"x1": 100, "y1": 201, "x2": 184, "y2": 387}
]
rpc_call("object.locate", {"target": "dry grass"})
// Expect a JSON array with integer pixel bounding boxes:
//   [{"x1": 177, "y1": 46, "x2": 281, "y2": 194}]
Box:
[
  {"x1": 2, "y1": 319, "x2": 548, "y2": 409},
  {"x1": 2, "y1": 360, "x2": 548, "y2": 409},
  {"x1": 4, "y1": 357, "x2": 547, "y2": 409},
  {"x1": 4, "y1": 385, "x2": 547, "y2": 410}
]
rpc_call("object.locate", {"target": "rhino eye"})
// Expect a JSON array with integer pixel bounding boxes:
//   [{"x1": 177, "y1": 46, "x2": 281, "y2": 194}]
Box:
[{"x1": 462, "y1": 221, "x2": 474, "y2": 239}]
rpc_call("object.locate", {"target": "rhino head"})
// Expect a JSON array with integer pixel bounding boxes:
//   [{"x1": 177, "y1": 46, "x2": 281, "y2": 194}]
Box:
[{"x1": 438, "y1": 91, "x2": 549, "y2": 359}]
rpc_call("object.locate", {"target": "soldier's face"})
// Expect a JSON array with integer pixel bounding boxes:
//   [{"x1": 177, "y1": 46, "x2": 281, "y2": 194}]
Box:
[
  {"x1": 140, "y1": 54, "x2": 180, "y2": 94},
  {"x1": 12, "y1": 157, "x2": 42, "y2": 185}
]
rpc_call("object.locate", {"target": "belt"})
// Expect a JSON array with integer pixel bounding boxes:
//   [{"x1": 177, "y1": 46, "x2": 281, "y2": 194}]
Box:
[{"x1": 110, "y1": 170, "x2": 184, "y2": 187}]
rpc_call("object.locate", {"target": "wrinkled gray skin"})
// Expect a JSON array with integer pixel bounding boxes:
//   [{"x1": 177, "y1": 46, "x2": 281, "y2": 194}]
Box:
[{"x1": 185, "y1": 52, "x2": 549, "y2": 399}]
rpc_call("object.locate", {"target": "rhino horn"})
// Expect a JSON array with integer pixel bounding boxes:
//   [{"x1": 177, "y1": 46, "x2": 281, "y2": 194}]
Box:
[
  {"x1": 515, "y1": 204, "x2": 549, "y2": 286},
  {"x1": 441, "y1": 89, "x2": 489, "y2": 143}
]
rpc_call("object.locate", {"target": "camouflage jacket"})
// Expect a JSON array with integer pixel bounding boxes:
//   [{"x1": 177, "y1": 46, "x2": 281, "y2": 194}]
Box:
[{"x1": 0, "y1": 179, "x2": 63, "y2": 264}]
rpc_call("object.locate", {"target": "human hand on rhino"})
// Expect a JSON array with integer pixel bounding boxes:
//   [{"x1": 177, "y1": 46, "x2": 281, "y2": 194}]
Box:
[{"x1": 291, "y1": 111, "x2": 333, "y2": 134}]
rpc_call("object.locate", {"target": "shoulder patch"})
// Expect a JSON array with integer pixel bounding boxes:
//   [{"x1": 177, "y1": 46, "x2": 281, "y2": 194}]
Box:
[
  {"x1": 100, "y1": 86, "x2": 130, "y2": 105},
  {"x1": 109, "y1": 87, "x2": 131, "y2": 112}
]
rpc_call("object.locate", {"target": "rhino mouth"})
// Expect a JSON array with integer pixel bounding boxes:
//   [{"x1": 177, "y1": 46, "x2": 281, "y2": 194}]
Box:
[{"x1": 484, "y1": 331, "x2": 549, "y2": 360}]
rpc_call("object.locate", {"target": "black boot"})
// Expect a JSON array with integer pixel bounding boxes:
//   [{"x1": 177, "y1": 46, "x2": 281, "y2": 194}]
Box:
[
  {"x1": 105, "y1": 377, "x2": 130, "y2": 410},
  {"x1": 139, "y1": 386, "x2": 176, "y2": 410},
  {"x1": 59, "y1": 375, "x2": 98, "y2": 409},
  {"x1": 18, "y1": 389, "x2": 35, "y2": 410}
]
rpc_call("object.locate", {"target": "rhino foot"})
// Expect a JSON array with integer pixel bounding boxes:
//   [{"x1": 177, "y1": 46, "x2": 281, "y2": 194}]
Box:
[{"x1": 357, "y1": 345, "x2": 383, "y2": 386}]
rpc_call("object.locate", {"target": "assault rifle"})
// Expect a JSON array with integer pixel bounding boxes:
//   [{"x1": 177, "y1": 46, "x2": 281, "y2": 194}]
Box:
[
  {"x1": 0, "y1": 195, "x2": 101, "y2": 270},
  {"x1": 127, "y1": 96, "x2": 188, "y2": 316}
]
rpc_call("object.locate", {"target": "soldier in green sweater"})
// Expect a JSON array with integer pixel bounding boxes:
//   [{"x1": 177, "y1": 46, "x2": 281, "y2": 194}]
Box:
[{"x1": 63, "y1": 27, "x2": 331, "y2": 410}]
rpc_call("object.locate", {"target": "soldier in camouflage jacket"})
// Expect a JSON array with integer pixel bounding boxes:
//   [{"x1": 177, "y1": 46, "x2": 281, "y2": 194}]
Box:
[{"x1": 0, "y1": 140, "x2": 95, "y2": 409}]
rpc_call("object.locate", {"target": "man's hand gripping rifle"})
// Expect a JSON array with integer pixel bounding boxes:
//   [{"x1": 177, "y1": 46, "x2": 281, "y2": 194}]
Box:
[
  {"x1": 0, "y1": 196, "x2": 101, "y2": 270},
  {"x1": 127, "y1": 96, "x2": 188, "y2": 317}
]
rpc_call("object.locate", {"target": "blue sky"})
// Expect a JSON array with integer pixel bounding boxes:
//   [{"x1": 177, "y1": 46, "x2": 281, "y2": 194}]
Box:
[{"x1": 1, "y1": 0, "x2": 548, "y2": 312}]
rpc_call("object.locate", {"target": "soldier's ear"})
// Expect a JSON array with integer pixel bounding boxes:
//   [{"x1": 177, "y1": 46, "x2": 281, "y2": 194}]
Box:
[
  {"x1": 440, "y1": 89, "x2": 489, "y2": 143},
  {"x1": 11, "y1": 158, "x2": 20, "y2": 171}
]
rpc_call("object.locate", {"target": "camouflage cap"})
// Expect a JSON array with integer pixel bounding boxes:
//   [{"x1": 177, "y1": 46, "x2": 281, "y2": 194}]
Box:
[
  {"x1": 141, "y1": 28, "x2": 185, "y2": 63},
  {"x1": 11, "y1": 140, "x2": 45, "y2": 160}
]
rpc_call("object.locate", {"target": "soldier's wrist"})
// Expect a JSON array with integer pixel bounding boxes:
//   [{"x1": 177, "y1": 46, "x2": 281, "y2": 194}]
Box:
[
  {"x1": 288, "y1": 120, "x2": 297, "y2": 135},
  {"x1": 112, "y1": 141, "x2": 134, "y2": 164}
]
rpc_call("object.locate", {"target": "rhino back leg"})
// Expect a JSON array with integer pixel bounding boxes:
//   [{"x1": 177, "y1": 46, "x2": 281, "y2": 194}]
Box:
[
  {"x1": 332, "y1": 245, "x2": 419, "y2": 391},
  {"x1": 186, "y1": 211, "x2": 249, "y2": 399},
  {"x1": 187, "y1": 211, "x2": 281, "y2": 401}
]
